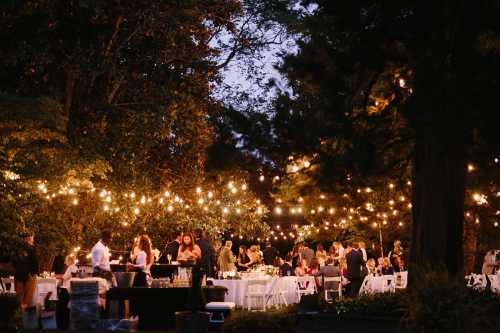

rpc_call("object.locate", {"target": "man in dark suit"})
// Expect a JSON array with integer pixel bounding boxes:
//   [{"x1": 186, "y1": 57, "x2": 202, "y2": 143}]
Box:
[
  {"x1": 345, "y1": 241, "x2": 365, "y2": 297},
  {"x1": 163, "y1": 232, "x2": 182, "y2": 262},
  {"x1": 263, "y1": 241, "x2": 279, "y2": 266},
  {"x1": 279, "y1": 254, "x2": 294, "y2": 276},
  {"x1": 194, "y1": 228, "x2": 215, "y2": 277}
]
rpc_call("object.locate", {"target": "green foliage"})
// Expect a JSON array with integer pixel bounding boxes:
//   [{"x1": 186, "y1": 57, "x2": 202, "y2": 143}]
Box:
[
  {"x1": 403, "y1": 268, "x2": 500, "y2": 333},
  {"x1": 221, "y1": 307, "x2": 297, "y2": 333},
  {"x1": 326, "y1": 292, "x2": 407, "y2": 318}
]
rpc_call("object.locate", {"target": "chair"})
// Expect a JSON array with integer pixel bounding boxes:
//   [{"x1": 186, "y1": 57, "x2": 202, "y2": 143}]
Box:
[
  {"x1": 381, "y1": 275, "x2": 395, "y2": 293},
  {"x1": 469, "y1": 274, "x2": 487, "y2": 291},
  {"x1": 296, "y1": 276, "x2": 316, "y2": 301},
  {"x1": 245, "y1": 279, "x2": 270, "y2": 311},
  {"x1": 488, "y1": 275, "x2": 500, "y2": 294},
  {"x1": 395, "y1": 271, "x2": 408, "y2": 289},
  {"x1": 1, "y1": 276, "x2": 15, "y2": 293},
  {"x1": 268, "y1": 278, "x2": 288, "y2": 308},
  {"x1": 359, "y1": 276, "x2": 370, "y2": 295},
  {"x1": 35, "y1": 278, "x2": 58, "y2": 306},
  {"x1": 323, "y1": 276, "x2": 342, "y2": 302}
]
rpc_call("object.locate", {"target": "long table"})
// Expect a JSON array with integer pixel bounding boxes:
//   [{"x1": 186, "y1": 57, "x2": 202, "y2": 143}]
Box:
[
  {"x1": 209, "y1": 276, "x2": 316, "y2": 308},
  {"x1": 106, "y1": 287, "x2": 189, "y2": 330},
  {"x1": 110, "y1": 264, "x2": 179, "y2": 278}
]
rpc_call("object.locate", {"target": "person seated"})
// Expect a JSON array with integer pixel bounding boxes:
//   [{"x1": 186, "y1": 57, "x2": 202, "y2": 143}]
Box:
[
  {"x1": 305, "y1": 257, "x2": 320, "y2": 275},
  {"x1": 294, "y1": 259, "x2": 308, "y2": 277},
  {"x1": 381, "y1": 257, "x2": 394, "y2": 275},
  {"x1": 236, "y1": 245, "x2": 250, "y2": 271},
  {"x1": 246, "y1": 245, "x2": 262, "y2": 268},
  {"x1": 177, "y1": 233, "x2": 202, "y2": 262},
  {"x1": 393, "y1": 256, "x2": 405, "y2": 272},
  {"x1": 280, "y1": 254, "x2": 294, "y2": 276},
  {"x1": 315, "y1": 258, "x2": 341, "y2": 290},
  {"x1": 366, "y1": 258, "x2": 377, "y2": 276},
  {"x1": 59, "y1": 255, "x2": 78, "y2": 289}
]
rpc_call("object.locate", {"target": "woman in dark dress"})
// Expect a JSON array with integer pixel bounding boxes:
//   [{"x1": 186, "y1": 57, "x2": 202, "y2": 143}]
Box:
[{"x1": 236, "y1": 245, "x2": 250, "y2": 271}]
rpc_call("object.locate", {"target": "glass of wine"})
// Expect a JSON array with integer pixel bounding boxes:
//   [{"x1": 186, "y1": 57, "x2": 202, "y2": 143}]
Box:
[{"x1": 167, "y1": 254, "x2": 172, "y2": 264}]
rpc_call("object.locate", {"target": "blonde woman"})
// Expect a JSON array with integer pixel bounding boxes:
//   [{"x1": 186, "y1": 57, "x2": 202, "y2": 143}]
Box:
[{"x1": 246, "y1": 245, "x2": 262, "y2": 268}]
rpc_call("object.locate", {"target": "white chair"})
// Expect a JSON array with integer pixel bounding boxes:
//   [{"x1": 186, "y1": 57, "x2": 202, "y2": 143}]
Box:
[
  {"x1": 1, "y1": 276, "x2": 15, "y2": 293},
  {"x1": 395, "y1": 271, "x2": 408, "y2": 289},
  {"x1": 469, "y1": 274, "x2": 487, "y2": 291},
  {"x1": 323, "y1": 276, "x2": 342, "y2": 301},
  {"x1": 268, "y1": 278, "x2": 288, "y2": 308},
  {"x1": 35, "y1": 278, "x2": 58, "y2": 306},
  {"x1": 245, "y1": 279, "x2": 270, "y2": 311},
  {"x1": 381, "y1": 275, "x2": 395, "y2": 293},
  {"x1": 296, "y1": 276, "x2": 316, "y2": 301},
  {"x1": 488, "y1": 275, "x2": 500, "y2": 294},
  {"x1": 359, "y1": 276, "x2": 370, "y2": 295}
]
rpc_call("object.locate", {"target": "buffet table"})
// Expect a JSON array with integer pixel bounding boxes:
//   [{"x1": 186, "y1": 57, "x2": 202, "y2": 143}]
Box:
[
  {"x1": 106, "y1": 287, "x2": 189, "y2": 330},
  {"x1": 110, "y1": 264, "x2": 179, "y2": 278}
]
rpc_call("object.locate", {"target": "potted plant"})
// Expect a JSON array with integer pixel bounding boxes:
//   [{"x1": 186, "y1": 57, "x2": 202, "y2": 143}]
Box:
[{"x1": 175, "y1": 264, "x2": 210, "y2": 333}]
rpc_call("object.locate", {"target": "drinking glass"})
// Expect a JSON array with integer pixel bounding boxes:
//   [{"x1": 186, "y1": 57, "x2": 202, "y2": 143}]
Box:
[{"x1": 167, "y1": 254, "x2": 172, "y2": 264}]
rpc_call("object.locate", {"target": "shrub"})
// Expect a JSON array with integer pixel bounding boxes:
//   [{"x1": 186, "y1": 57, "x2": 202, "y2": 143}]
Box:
[
  {"x1": 326, "y1": 292, "x2": 407, "y2": 318},
  {"x1": 402, "y1": 268, "x2": 500, "y2": 333},
  {"x1": 221, "y1": 307, "x2": 297, "y2": 333}
]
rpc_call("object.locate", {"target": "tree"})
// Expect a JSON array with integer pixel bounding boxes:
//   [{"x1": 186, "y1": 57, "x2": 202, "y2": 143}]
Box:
[
  {"x1": 0, "y1": 94, "x2": 109, "y2": 269},
  {"x1": 221, "y1": 0, "x2": 500, "y2": 277}
]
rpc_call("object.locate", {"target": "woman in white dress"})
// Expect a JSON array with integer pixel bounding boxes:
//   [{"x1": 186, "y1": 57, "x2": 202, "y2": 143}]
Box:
[{"x1": 128, "y1": 235, "x2": 154, "y2": 287}]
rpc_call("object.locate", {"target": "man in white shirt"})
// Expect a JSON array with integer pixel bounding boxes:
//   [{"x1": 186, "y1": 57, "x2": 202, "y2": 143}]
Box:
[{"x1": 91, "y1": 230, "x2": 114, "y2": 281}]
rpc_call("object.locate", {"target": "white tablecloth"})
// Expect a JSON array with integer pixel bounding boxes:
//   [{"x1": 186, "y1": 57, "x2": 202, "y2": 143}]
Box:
[
  {"x1": 33, "y1": 278, "x2": 58, "y2": 306},
  {"x1": 209, "y1": 276, "x2": 315, "y2": 307}
]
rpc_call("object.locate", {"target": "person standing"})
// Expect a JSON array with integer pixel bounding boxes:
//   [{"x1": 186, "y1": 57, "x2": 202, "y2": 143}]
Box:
[
  {"x1": 279, "y1": 254, "x2": 294, "y2": 276},
  {"x1": 345, "y1": 242, "x2": 364, "y2": 297},
  {"x1": 300, "y1": 242, "x2": 314, "y2": 266},
  {"x1": 331, "y1": 242, "x2": 345, "y2": 264},
  {"x1": 263, "y1": 241, "x2": 279, "y2": 266},
  {"x1": 177, "y1": 233, "x2": 202, "y2": 262},
  {"x1": 218, "y1": 241, "x2": 236, "y2": 273},
  {"x1": 91, "y1": 229, "x2": 114, "y2": 282},
  {"x1": 194, "y1": 228, "x2": 215, "y2": 277},
  {"x1": 128, "y1": 235, "x2": 154, "y2": 287},
  {"x1": 359, "y1": 241, "x2": 368, "y2": 262},
  {"x1": 163, "y1": 232, "x2": 182, "y2": 262},
  {"x1": 14, "y1": 232, "x2": 38, "y2": 309}
]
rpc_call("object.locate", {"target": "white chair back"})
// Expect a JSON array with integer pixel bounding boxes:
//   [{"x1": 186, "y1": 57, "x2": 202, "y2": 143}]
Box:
[
  {"x1": 359, "y1": 276, "x2": 370, "y2": 295},
  {"x1": 296, "y1": 276, "x2": 316, "y2": 297},
  {"x1": 381, "y1": 275, "x2": 395, "y2": 293},
  {"x1": 323, "y1": 276, "x2": 342, "y2": 301},
  {"x1": 1, "y1": 276, "x2": 15, "y2": 293},
  {"x1": 395, "y1": 271, "x2": 408, "y2": 289},
  {"x1": 488, "y1": 274, "x2": 500, "y2": 294}
]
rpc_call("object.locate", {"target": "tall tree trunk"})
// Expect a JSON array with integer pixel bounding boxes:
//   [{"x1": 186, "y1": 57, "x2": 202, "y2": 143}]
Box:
[{"x1": 409, "y1": 0, "x2": 478, "y2": 278}]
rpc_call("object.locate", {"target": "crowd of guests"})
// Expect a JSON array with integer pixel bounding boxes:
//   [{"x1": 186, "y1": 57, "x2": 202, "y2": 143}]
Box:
[
  {"x1": 7, "y1": 228, "x2": 407, "y2": 308},
  {"x1": 213, "y1": 238, "x2": 406, "y2": 297}
]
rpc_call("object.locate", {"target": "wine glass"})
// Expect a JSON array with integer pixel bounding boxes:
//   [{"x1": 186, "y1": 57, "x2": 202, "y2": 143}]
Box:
[{"x1": 167, "y1": 254, "x2": 172, "y2": 264}]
